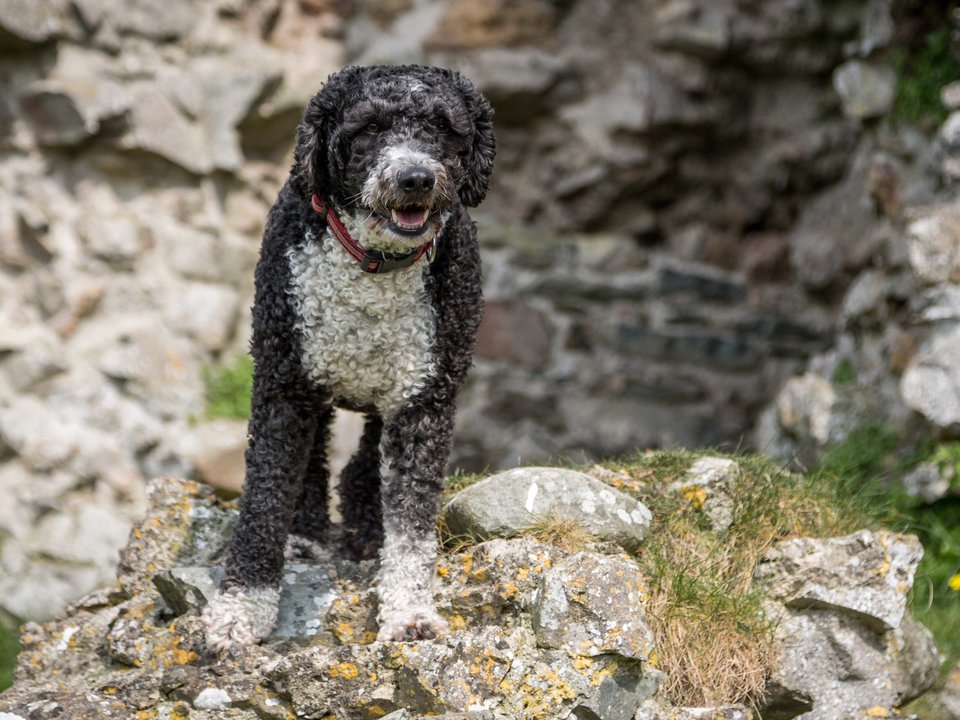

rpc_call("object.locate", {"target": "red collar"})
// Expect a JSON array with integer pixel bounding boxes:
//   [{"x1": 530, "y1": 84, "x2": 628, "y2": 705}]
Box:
[{"x1": 311, "y1": 194, "x2": 435, "y2": 274}]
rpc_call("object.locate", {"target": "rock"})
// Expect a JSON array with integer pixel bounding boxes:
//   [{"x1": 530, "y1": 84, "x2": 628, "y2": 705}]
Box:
[
  {"x1": 0, "y1": 395, "x2": 82, "y2": 470},
  {"x1": 154, "y1": 564, "x2": 337, "y2": 640},
  {"x1": 76, "y1": 211, "x2": 142, "y2": 268},
  {"x1": 118, "y1": 88, "x2": 213, "y2": 174},
  {"x1": 162, "y1": 281, "x2": 240, "y2": 353},
  {"x1": 0, "y1": 0, "x2": 67, "y2": 47},
  {"x1": 907, "y1": 202, "x2": 960, "y2": 284},
  {"x1": 474, "y1": 300, "x2": 555, "y2": 371},
  {"x1": 186, "y1": 419, "x2": 248, "y2": 493},
  {"x1": 442, "y1": 467, "x2": 652, "y2": 552},
  {"x1": 943, "y1": 82, "x2": 960, "y2": 111},
  {"x1": 670, "y1": 456, "x2": 739, "y2": 532},
  {"x1": 110, "y1": 0, "x2": 196, "y2": 41},
  {"x1": 901, "y1": 462, "x2": 949, "y2": 504},
  {"x1": 531, "y1": 552, "x2": 654, "y2": 661},
  {"x1": 424, "y1": 0, "x2": 555, "y2": 50},
  {"x1": 763, "y1": 610, "x2": 901, "y2": 720},
  {"x1": 926, "y1": 663, "x2": 960, "y2": 720},
  {"x1": 900, "y1": 325, "x2": 960, "y2": 431},
  {"x1": 832, "y1": 60, "x2": 896, "y2": 119},
  {"x1": 755, "y1": 530, "x2": 923, "y2": 631},
  {"x1": 775, "y1": 373, "x2": 839, "y2": 447},
  {"x1": 20, "y1": 77, "x2": 130, "y2": 147}
]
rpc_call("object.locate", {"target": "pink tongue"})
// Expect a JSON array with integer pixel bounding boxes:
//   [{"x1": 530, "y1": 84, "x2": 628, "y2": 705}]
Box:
[{"x1": 395, "y1": 208, "x2": 426, "y2": 226}]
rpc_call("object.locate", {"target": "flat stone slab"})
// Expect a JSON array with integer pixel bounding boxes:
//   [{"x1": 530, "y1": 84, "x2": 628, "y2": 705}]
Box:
[
  {"x1": 442, "y1": 467, "x2": 651, "y2": 551},
  {"x1": 153, "y1": 563, "x2": 337, "y2": 639}
]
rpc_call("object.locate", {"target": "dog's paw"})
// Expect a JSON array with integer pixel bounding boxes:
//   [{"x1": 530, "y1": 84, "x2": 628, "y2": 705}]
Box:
[
  {"x1": 284, "y1": 533, "x2": 332, "y2": 563},
  {"x1": 377, "y1": 608, "x2": 449, "y2": 642},
  {"x1": 201, "y1": 587, "x2": 280, "y2": 653}
]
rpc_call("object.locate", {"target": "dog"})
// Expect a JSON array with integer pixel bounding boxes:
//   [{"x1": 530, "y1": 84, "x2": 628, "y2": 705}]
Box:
[{"x1": 201, "y1": 64, "x2": 494, "y2": 650}]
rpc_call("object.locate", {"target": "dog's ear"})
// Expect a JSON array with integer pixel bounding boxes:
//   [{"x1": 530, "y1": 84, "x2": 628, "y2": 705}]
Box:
[
  {"x1": 294, "y1": 67, "x2": 362, "y2": 197},
  {"x1": 452, "y1": 72, "x2": 496, "y2": 208}
]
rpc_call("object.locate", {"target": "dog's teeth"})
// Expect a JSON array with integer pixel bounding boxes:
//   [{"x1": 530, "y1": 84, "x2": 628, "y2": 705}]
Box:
[{"x1": 391, "y1": 209, "x2": 400, "y2": 224}]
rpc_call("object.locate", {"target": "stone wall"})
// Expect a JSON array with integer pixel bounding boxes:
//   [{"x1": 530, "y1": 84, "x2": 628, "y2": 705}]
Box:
[{"x1": 0, "y1": 0, "x2": 950, "y2": 621}]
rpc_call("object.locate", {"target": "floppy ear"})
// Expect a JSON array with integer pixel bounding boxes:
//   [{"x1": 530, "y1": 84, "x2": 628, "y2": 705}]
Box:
[
  {"x1": 452, "y1": 72, "x2": 496, "y2": 208},
  {"x1": 294, "y1": 66, "x2": 363, "y2": 198}
]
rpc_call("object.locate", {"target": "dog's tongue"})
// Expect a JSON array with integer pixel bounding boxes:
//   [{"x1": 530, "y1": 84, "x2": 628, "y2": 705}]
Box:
[{"x1": 394, "y1": 207, "x2": 427, "y2": 226}]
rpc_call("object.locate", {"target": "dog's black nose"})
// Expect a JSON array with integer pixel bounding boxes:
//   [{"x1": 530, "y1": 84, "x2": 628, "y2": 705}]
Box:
[{"x1": 398, "y1": 167, "x2": 435, "y2": 194}]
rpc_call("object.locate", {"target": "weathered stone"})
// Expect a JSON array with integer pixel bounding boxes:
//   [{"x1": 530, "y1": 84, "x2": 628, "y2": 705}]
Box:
[
  {"x1": 907, "y1": 202, "x2": 960, "y2": 284},
  {"x1": 118, "y1": 89, "x2": 213, "y2": 174},
  {"x1": 901, "y1": 462, "x2": 950, "y2": 504},
  {"x1": 756, "y1": 530, "x2": 923, "y2": 630},
  {"x1": 926, "y1": 663, "x2": 960, "y2": 720},
  {"x1": 76, "y1": 211, "x2": 142, "y2": 268},
  {"x1": 154, "y1": 564, "x2": 337, "y2": 640},
  {"x1": 21, "y1": 78, "x2": 130, "y2": 146},
  {"x1": 474, "y1": 300, "x2": 555, "y2": 371},
  {"x1": 900, "y1": 325, "x2": 960, "y2": 431},
  {"x1": 0, "y1": 0, "x2": 67, "y2": 47},
  {"x1": 763, "y1": 605, "x2": 938, "y2": 720},
  {"x1": 943, "y1": 82, "x2": 960, "y2": 111},
  {"x1": 162, "y1": 281, "x2": 240, "y2": 352},
  {"x1": 531, "y1": 553, "x2": 654, "y2": 661},
  {"x1": 424, "y1": 0, "x2": 555, "y2": 50},
  {"x1": 832, "y1": 61, "x2": 895, "y2": 119},
  {"x1": 186, "y1": 419, "x2": 247, "y2": 493},
  {"x1": 670, "y1": 456, "x2": 739, "y2": 532},
  {"x1": 775, "y1": 373, "x2": 838, "y2": 446},
  {"x1": 111, "y1": 0, "x2": 196, "y2": 40},
  {"x1": 443, "y1": 467, "x2": 651, "y2": 552}
]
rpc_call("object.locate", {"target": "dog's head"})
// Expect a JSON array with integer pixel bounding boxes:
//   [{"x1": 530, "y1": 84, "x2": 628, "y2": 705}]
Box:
[{"x1": 294, "y1": 65, "x2": 495, "y2": 250}]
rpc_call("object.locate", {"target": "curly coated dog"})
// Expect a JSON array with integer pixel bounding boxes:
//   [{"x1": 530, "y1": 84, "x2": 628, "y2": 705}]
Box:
[{"x1": 202, "y1": 65, "x2": 494, "y2": 650}]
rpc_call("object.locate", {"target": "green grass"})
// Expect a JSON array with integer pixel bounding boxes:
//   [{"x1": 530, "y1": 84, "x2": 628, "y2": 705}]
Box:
[
  {"x1": 816, "y1": 425, "x2": 960, "y2": 669},
  {"x1": 894, "y1": 26, "x2": 958, "y2": 125},
  {"x1": 593, "y1": 449, "x2": 870, "y2": 706},
  {"x1": 202, "y1": 354, "x2": 254, "y2": 420},
  {"x1": 0, "y1": 617, "x2": 19, "y2": 691}
]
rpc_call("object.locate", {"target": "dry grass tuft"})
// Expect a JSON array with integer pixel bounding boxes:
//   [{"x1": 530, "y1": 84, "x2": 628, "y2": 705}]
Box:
[
  {"x1": 523, "y1": 513, "x2": 597, "y2": 553},
  {"x1": 594, "y1": 449, "x2": 869, "y2": 708}
]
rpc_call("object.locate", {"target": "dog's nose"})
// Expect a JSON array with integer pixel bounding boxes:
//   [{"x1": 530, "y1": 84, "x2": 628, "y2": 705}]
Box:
[{"x1": 397, "y1": 167, "x2": 435, "y2": 194}]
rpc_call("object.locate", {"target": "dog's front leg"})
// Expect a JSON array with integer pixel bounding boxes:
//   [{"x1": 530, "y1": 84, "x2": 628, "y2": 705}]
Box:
[
  {"x1": 376, "y1": 398, "x2": 452, "y2": 642},
  {"x1": 202, "y1": 395, "x2": 316, "y2": 652}
]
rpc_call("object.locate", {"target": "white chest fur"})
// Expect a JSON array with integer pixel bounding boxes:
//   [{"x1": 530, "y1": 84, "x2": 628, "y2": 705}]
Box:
[{"x1": 286, "y1": 231, "x2": 437, "y2": 418}]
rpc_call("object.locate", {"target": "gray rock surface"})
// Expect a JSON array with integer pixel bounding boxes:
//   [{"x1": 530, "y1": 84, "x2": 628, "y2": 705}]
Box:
[
  {"x1": 443, "y1": 467, "x2": 652, "y2": 551},
  {"x1": 756, "y1": 530, "x2": 923, "y2": 630},
  {"x1": 901, "y1": 325, "x2": 960, "y2": 431},
  {"x1": 669, "y1": 456, "x2": 739, "y2": 532}
]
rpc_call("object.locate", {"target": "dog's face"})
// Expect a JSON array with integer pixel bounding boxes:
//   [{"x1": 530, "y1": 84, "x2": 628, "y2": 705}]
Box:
[{"x1": 295, "y1": 65, "x2": 495, "y2": 250}]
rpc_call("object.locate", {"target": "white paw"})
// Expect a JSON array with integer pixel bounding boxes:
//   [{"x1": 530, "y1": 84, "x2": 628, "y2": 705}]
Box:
[
  {"x1": 377, "y1": 607, "x2": 449, "y2": 642},
  {"x1": 201, "y1": 587, "x2": 280, "y2": 653}
]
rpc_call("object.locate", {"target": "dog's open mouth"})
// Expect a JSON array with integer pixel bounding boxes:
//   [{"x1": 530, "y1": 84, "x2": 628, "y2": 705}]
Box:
[{"x1": 388, "y1": 205, "x2": 431, "y2": 236}]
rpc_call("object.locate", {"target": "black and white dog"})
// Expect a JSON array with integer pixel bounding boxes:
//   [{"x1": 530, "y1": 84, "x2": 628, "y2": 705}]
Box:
[{"x1": 202, "y1": 65, "x2": 494, "y2": 650}]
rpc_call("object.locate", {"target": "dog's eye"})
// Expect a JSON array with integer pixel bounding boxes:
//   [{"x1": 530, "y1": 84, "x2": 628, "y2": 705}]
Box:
[
  {"x1": 365, "y1": 122, "x2": 380, "y2": 134},
  {"x1": 436, "y1": 120, "x2": 450, "y2": 134}
]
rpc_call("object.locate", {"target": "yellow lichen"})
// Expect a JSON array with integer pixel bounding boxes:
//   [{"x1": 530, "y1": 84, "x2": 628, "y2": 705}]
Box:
[
  {"x1": 677, "y1": 485, "x2": 708, "y2": 509},
  {"x1": 865, "y1": 707, "x2": 890, "y2": 718}
]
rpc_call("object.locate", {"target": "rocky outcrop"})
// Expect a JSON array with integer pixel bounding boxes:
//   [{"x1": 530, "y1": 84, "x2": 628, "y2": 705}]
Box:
[
  {"x1": 0, "y1": 0, "x2": 953, "y2": 623},
  {"x1": 0, "y1": 471, "x2": 942, "y2": 719}
]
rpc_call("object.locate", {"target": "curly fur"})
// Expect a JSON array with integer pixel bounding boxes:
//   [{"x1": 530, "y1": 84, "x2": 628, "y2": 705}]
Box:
[{"x1": 202, "y1": 65, "x2": 494, "y2": 650}]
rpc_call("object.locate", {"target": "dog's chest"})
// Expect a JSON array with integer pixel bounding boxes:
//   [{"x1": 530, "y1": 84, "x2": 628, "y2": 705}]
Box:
[{"x1": 286, "y1": 232, "x2": 437, "y2": 416}]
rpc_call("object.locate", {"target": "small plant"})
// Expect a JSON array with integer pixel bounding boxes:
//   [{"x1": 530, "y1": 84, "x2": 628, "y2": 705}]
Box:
[
  {"x1": 595, "y1": 450, "x2": 868, "y2": 707},
  {"x1": 202, "y1": 355, "x2": 254, "y2": 420},
  {"x1": 524, "y1": 513, "x2": 596, "y2": 552},
  {"x1": 893, "y1": 26, "x2": 959, "y2": 125},
  {"x1": 831, "y1": 357, "x2": 856, "y2": 386},
  {"x1": 0, "y1": 615, "x2": 19, "y2": 691},
  {"x1": 818, "y1": 426, "x2": 960, "y2": 671}
]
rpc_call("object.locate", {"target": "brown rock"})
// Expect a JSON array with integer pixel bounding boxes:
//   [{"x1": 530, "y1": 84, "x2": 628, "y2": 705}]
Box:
[
  {"x1": 424, "y1": 0, "x2": 555, "y2": 50},
  {"x1": 474, "y1": 299, "x2": 555, "y2": 371}
]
